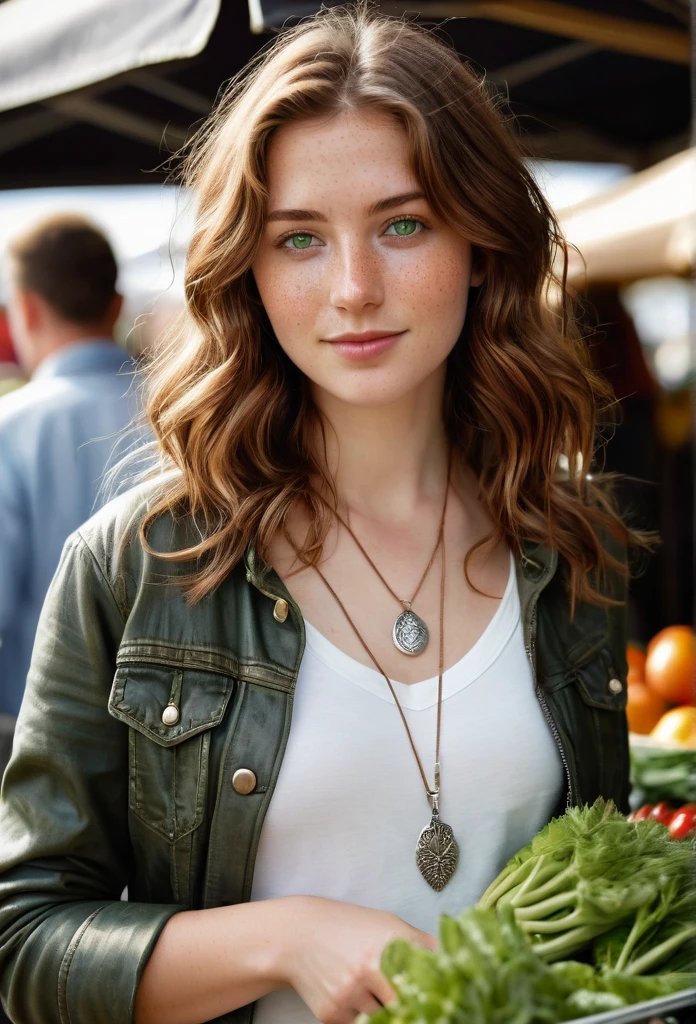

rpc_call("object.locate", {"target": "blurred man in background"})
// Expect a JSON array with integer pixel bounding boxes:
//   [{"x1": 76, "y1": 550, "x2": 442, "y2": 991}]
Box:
[{"x1": 0, "y1": 214, "x2": 140, "y2": 747}]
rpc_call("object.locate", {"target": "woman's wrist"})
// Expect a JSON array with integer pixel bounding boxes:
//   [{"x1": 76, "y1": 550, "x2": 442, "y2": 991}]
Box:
[{"x1": 258, "y1": 894, "x2": 313, "y2": 988}]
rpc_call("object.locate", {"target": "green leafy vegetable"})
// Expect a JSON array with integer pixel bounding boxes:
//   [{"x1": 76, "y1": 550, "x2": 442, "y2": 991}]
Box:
[
  {"x1": 593, "y1": 885, "x2": 696, "y2": 976},
  {"x1": 356, "y1": 905, "x2": 696, "y2": 1024},
  {"x1": 358, "y1": 802, "x2": 696, "y2": 1024},
  {"x1": 551, "y1": 959, "x2": 696, "y2": 1002},
  {"x1": 478, "y1": 799, "x2": 696, "y2": 967},
  {"x1": 358, "y1": 905, "x2": 572, "y2": 1024}
]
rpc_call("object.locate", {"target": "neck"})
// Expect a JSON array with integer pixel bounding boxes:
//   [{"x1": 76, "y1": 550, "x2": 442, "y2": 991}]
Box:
[
  {"x1": 312, "y1": 367, "x2": 450, "y2": 523},
  {"x1": 30, "y1": 330, "x2": 110, "y2": 375}
]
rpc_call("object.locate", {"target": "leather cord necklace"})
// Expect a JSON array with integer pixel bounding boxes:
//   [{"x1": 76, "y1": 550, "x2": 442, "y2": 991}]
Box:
[
  {"x1": 298, "y1": 480, "x2": 459, "y2": 892},
  {"x1": 328, "y1": 454, "x2": 451, "y2": 657}
]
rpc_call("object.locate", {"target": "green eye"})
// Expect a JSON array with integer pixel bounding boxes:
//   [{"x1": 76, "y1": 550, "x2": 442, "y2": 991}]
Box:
[
  {"x1": 387, "y1": 219, "x2": 419, "y2": 236},
  {"x1": 288, "y1": 233, "x2": 313, "y2": 249}
]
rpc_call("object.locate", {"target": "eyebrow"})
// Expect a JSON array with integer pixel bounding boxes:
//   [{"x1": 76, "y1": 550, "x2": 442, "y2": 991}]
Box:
[{"x1": 265, "y1": 190, "x2": 428, "y2": 223}]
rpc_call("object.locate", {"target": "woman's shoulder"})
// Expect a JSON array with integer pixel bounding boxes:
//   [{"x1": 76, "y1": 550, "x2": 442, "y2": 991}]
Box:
[
  {"x1": 74, "y1": 472, "x2": 193, "y2": 606},
  {"x1": 77, "y1": 473, "x2": 167, "y2": 550}
]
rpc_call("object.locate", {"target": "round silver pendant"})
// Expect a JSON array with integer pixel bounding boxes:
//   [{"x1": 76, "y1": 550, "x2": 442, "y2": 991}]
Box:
[{"x1": 392, "y1": 610, "x2": 429, "y2": 656}]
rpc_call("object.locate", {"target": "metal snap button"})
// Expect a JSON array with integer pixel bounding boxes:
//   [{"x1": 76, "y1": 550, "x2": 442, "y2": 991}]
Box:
[
  {"x1": 273, "y1": 598, "x2": 289, "y2": 623},
  {"x1": 161, "y1": 704, "x2": 180, "y2": 726},
  {"x1": 232, "y1": 768, "x2": 257, "y2": 795},
  {"x1": 608, "y1": 678, "x2": 623, "y2": 695}
]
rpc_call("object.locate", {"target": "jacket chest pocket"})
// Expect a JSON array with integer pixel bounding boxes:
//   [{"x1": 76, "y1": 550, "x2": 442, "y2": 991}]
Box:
[
  {"x1": 548, "y1": 640, "x2": 630, "y2": 811},
  {"x1": 575, "y1": 646, "x2": 630, "y2": 809},
  {"x1": 109, "y1": 662, "x2": 236, "y2": 841}
]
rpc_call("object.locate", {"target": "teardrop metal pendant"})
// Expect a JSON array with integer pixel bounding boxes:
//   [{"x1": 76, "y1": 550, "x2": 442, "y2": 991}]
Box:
[
  {"x1": 392, "y1": 609, "x2": 429, "y2": 656},
  {"x1": 416, "y1": 814, "x2": 459, "y2": 891}
]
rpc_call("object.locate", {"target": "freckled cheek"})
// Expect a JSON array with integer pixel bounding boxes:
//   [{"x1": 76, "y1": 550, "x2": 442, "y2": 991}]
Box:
[
  {"x1": 395, "y1": 253, "x2": 470, "y2": 332},
  {"x1": 258, "y1": 266, "x2": 323, "y2": 341}
]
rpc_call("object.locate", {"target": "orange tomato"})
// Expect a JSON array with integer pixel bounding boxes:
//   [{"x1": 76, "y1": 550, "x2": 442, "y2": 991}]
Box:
[
  {"x1": 626, "y1": 682, "x2": 667, "y2": 735},
  {"x1": 650, "y1": 706, "x2": 696, "y2": 748},
  {"x1": 645, "y1": 626, "x2": 695, "y2": 706},
  {"x1": 627, "y1": 644, "x2": 647, "y2": 682}
]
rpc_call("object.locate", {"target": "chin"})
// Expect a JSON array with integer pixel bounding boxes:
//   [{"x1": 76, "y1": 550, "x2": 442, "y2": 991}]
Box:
[{"x1": 317, "y1": 373, "x2": 426, "y2": 409}]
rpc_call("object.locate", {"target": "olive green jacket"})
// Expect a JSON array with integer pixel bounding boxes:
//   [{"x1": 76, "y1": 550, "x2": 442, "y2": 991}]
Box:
[{"x1": 0, "y1": 485, "x2": 630, "y2": 1024}]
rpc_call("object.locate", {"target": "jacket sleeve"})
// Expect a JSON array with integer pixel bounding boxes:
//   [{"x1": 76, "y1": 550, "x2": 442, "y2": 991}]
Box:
[{"x1": 0, "y1": 531, "x2": 180, "y2": 1024}]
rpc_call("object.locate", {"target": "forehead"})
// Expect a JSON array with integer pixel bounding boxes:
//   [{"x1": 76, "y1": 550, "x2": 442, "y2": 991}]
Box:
[{"x1": 265, "y1": 107, "x2": 419, "y2": 204}]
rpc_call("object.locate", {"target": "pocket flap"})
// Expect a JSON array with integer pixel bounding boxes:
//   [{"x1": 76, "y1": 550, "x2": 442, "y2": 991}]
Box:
[
  {"x1": 109, "y1": 663, "x2": 235, "y2": 747},
  {"x1": 565, "y1": 628, "x2": 608, "y2": 668},
  {"x1": 571, "y1": 646, "x2": 627, "y2": 711}
]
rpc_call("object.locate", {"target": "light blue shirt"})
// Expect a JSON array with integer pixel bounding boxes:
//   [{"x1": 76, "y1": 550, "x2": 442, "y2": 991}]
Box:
[{"x1": 0, "y1": 340, "x2": 142, "y2": 716}]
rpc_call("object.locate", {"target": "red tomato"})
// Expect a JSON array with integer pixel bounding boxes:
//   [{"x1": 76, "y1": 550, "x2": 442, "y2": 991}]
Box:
[
  {"x1": 649, "y1": 802, "x2": 675, "y2": 826},
  {"x1": 669, "y1": 805, "x2": 696, "y2": 840},
  {"x1": 628, "y1": 804, "x2": 654, "y2": 822}
]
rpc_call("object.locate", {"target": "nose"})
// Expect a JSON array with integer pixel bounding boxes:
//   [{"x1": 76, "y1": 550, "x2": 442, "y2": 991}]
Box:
[{"x1": 329, "y1": 238, "x2": 384, "y2": 312}]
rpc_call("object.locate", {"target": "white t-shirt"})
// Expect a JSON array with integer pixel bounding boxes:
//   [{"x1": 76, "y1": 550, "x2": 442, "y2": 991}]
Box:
[{"x1": 250, "y1": 549, "x2": 564, "y2": 1024}]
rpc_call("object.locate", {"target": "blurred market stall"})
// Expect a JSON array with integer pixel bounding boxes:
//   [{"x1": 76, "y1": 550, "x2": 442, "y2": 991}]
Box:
[
  {"x1": 0, "y1": 0, "x2": 690, "y2": 187},
  {"x1": 561, "y1": 148, "x2": 695, "y2": 285},
  {"x1": 559, "y1": 146, "x2": 694, "y2": 651}
]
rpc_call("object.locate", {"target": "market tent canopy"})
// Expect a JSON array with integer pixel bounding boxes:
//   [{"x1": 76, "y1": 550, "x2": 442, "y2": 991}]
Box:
[
  {"x1": 560, "y1": 148, "x2": 696, "y2": 285},
  {"x1": 0, "y1": 0, "x2": 690, "y2": 188},
  {"x1": 0, "y1": 0, "x2": 221, "y2": 114},
  {"x1": 252, "y1": 0, "x2": 691, "y2": 64}
]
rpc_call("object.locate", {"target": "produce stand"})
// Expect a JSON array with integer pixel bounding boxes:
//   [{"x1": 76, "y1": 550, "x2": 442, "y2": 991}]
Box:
[{"x1": 625, "y1": 641, "x2": 696, "y2": 1023}]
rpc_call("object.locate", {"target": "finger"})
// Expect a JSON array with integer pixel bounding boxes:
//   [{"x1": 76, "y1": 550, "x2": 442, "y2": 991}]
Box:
[
  {"x1": 352, "y1": 994, "x2": 384, "y2": 1015},
  {"x1": 370, "y1": 972, "x2": 396, "y2": 1009}
]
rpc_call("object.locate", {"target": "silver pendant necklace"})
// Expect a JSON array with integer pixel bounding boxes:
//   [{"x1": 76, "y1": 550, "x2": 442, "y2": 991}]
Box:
[
  {"x1": 392, "y1": 602, "x2": 429, "y2": 657},
  {"x1": 416, "y1": 775, "x2": 459, "y2": 892},
  {"x1": 301, "y1": 466, "x2": 459, "y2": 891},
  {"x1": 331, "y1": 468, "x2": 449, "y2": 657}
]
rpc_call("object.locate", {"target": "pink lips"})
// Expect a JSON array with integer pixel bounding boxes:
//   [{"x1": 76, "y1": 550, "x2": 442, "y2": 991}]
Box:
[{"x1": 325, "y1": 331, "x2": 407, "y2": 361}]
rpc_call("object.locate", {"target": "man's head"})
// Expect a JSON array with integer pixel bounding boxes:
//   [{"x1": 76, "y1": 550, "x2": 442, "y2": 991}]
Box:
[{"x1": 5, "y1": 214, "x2": 122, "y2": 374}]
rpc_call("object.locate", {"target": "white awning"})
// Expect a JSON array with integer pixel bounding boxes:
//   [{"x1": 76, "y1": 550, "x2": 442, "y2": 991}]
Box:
[
  {"x1": 0, "y1": 0, "x2": 221, "y2": 113},
  {"x1": 560, "y1": 148, "x2": 696, "y2": 285}
]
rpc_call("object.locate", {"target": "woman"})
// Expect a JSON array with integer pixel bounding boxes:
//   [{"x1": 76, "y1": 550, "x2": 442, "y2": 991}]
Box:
[{"x1": 0, "y1": 5, "x2": 650, "y2": 1024}]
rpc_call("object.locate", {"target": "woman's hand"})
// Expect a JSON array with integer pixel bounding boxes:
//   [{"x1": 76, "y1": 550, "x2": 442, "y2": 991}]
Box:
[{"x1": 276, "y1": 895, "x2": 437, "y2": 1024}]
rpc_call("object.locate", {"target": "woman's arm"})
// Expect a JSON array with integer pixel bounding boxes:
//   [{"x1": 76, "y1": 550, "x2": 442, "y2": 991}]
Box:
[
  {"x1": 0, "y1": 530, "x2": 180, "y2": 1024},
  {"x1": 136, "y1": 896, "x2": 437, "y2": 1024},
  {"x1": 134, "y1": 902, "x2": 288, "y2": 1024}
]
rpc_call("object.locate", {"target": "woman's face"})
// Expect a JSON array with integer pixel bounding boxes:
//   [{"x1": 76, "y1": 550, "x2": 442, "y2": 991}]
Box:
[{"x1": 252, "y1": 107, "x2": 481, "y2": 409}]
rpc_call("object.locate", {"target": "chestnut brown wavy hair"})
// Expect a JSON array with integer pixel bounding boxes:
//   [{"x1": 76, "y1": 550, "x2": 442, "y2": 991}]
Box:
[{"x1": 142, "y1": 0, "x2": 654, "y2": 611}]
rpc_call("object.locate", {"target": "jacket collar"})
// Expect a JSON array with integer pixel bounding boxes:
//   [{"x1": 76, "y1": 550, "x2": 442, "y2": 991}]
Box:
[
  {"x1": 244, "y1": 541, "x2": 295, "y2": 606},
  {"x1": 517, "y1": 540, "x2": 559, "y2": 638},
  {"x1": 245, "y1": 537, "x2": 559, "y2": 618}
]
